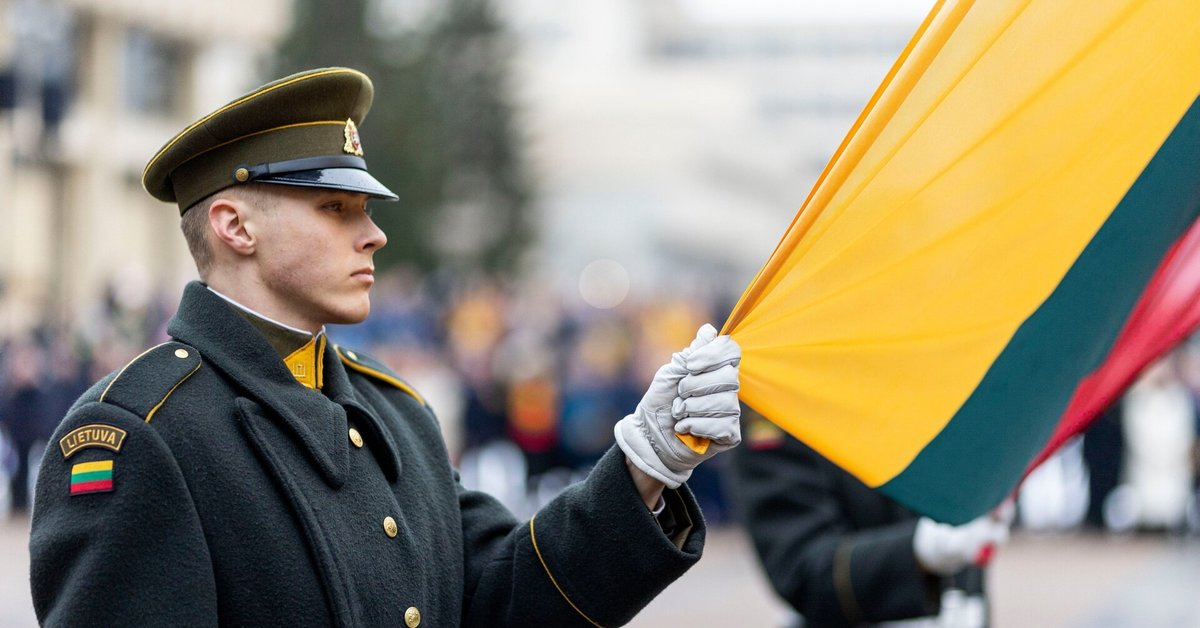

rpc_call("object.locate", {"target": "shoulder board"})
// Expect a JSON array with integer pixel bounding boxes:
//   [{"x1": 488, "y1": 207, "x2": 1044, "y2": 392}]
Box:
[
  {"x1": 100, "y1": 341, "x2": 202, "y2": 423},
  {"x1": 333, "y1": 344, "x2": 426, "y2": 406}
]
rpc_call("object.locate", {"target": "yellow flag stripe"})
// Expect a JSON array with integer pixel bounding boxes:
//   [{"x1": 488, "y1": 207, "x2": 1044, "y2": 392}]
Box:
[{"x1": 72, "y1": 460, "x2": 114, "y2": 474}]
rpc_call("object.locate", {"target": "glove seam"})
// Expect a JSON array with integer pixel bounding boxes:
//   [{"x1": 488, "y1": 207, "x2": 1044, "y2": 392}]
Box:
[
  {"x1": 615, "y1": 413, "x2": 687, "y2": 488},
  {"x1": 529, "y1": 514, "x2": 607, "y2": 628}
]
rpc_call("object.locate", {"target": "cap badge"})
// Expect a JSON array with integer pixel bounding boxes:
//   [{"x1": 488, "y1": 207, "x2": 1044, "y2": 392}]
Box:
[{"x1": 343, "y1": 118, "x2": 364, "y2": 156}]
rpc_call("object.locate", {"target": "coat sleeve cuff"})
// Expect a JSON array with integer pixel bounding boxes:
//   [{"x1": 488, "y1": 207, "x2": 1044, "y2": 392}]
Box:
[
  {"x1": 528, "y1": 446, "x2": 705, "y2": 626},
  {"x1": 836, "y1": 519, "x2": 941, "y2": 623}
]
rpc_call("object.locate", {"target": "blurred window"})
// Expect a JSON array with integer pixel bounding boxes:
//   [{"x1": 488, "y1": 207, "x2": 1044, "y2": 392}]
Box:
[{"x1": 123, "y1": 29, "x2": 185, "y2": 116}]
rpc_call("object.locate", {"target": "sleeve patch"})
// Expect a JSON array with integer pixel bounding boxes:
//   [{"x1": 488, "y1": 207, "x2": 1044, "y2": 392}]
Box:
[
  {"x1": 60, "y1": 424, "x2": 128, "y2": 458},
  {"x1": 746, "y1": 413, "x2": 786, "y2": 450},
  {"x1": 70, "y1": 460, "x2": 115, "y2": 495}
]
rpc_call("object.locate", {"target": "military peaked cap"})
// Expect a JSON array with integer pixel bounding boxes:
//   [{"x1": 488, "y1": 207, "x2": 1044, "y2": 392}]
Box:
[{"x1": 142, "y1": 67, "x2": 398, "y2": 213}]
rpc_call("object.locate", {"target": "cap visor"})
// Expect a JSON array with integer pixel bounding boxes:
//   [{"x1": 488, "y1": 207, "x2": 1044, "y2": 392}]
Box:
[{"x1": 258, "y1": 168, "x2": 398, "y2": 201}]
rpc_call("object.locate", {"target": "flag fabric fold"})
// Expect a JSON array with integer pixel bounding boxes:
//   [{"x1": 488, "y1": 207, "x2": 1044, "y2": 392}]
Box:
[{"x1": 724, "y1": 0, "x2": 1200, "y2": 523}]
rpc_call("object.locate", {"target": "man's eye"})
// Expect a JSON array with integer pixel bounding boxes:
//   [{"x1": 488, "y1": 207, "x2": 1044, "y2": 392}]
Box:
[{"x1": 323, "y1": 202, "x2": 343, "y2": 213}]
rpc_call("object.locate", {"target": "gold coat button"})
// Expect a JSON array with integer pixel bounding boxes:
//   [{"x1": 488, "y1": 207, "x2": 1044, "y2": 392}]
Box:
[
  {"x1": 383, "y1": 516, "x2": 398, "y2": 538},
  {"x1": 174, "y1": 348, "x2": 189, "y2": 359},
  {"x1": 404, "y1": 606, "x2": 421, "y2": 628},
  {"x1": 348, "y1": 427, "x2": 363, "y2": 448},
  {"x1": 346, "y1": 350, "x2": 358, "y2": 361}
]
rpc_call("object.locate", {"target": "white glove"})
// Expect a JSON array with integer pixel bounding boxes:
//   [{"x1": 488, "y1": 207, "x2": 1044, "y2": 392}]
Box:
[
  {"x1": 913, "y1": 501, "x2": 1014, "y2": 575},
  {"x1": 614, "y1": 324, "x2": 741, "y2": 488}
]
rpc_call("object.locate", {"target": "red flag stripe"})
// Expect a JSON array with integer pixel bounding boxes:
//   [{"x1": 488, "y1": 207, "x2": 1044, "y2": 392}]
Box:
[
  {"x1": 1026, "y1": 215, "x2": 1200, "y2": 475},
  {"x1": 70, "y1": 480, "x2": 113, "y2": 494}
]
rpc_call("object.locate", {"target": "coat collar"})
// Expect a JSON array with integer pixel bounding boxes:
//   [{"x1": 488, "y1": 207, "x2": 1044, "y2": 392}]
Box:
[
  {"x1": 208, "y1": 286, "x2": 328, "y2": 390},
  {"x1": 167, "y1": 281, "x2": 400, "y2": 485}
]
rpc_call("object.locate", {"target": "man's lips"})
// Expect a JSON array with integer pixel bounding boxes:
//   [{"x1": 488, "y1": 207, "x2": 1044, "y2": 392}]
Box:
[{"x1": 352, "y1": 268, "x2": 375, "y2": 283}]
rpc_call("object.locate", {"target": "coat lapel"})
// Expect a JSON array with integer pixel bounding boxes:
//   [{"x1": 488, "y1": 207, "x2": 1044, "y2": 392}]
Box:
[
  {"x1": 322, "y1": 349, "x2": 403, "y2": 482},
  {"x1": 167, "y1": 282, "x2": 349, "y2": 488}
]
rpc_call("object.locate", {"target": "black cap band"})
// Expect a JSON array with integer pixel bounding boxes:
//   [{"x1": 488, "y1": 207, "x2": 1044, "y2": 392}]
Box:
[
  {"x1": 235, "y1": 155, "x2": 368, "y2": 182},
  {"x1": 229, "y1": 154, "x2": 398, "y2": 201}
]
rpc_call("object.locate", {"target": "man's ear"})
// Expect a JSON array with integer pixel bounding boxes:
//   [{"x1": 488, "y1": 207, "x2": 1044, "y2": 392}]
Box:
[{"x1": 209, "y1": 195, "x2": 257, "y2": 256}]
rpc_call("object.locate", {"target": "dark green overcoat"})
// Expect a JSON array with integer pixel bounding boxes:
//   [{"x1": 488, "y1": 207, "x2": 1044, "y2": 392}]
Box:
[{"x1": 30, "y1": 282, "x2": 704, "y2": 627}]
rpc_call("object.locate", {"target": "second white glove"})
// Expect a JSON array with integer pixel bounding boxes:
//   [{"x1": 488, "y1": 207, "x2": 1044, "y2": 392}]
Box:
[{"x1": 913, "y1": 502, "x2": 1014, "y2": 575}]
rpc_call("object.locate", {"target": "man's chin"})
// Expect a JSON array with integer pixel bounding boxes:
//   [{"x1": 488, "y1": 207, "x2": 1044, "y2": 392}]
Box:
[{"x1": 328, "y1": 301, "x2": 371, "y2": 326}]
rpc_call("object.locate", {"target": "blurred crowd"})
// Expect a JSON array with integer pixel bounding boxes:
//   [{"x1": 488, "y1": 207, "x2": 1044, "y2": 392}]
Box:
[
  {"x1": 0, "y1": 269, "x2": 735, "y2": 522},
  {"x1": 2, "y1": 270, "x2": 1199, "y2": 533},
  {"x1": 0, "y1": 281, "x2": 176, "y2": 515}
]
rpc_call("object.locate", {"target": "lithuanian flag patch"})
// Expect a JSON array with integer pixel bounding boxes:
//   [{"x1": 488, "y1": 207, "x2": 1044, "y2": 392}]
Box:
[{"x1": 70, "y1": 460, "x2": 114, "y2": 495}]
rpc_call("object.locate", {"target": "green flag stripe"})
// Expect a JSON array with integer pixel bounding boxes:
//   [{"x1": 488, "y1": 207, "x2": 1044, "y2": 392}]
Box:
[
  {"x1": 881, "y1": 93, "x2": 1200, "y2": 524},
  {"x1": 71, "y1": 470, "x2": 113, "y2": 483}
]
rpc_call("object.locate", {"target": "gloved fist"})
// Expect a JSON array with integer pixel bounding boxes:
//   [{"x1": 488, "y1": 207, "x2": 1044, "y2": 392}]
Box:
[
  {"x1": 614, "y1": 324, "x2": 741, "y2": 488},
  {"x1": 913, "y1": 501, "x2": 1014, "y2": 575}
]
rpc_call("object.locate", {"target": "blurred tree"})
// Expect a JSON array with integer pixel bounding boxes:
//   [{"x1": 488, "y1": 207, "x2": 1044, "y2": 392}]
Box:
[{"x1": 274, "y1": 0, "x2": 531, "y2": 273}]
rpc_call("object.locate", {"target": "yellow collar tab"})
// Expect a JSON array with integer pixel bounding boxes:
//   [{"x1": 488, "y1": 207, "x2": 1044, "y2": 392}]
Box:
[{"x1": 284, "y1": 334, "x2": 327, "y2": 390}]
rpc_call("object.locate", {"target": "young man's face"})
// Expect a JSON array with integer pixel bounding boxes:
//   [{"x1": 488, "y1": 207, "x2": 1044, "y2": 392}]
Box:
[{"x1": 251, "y1": 185, "x2": 387, "y2": 331}]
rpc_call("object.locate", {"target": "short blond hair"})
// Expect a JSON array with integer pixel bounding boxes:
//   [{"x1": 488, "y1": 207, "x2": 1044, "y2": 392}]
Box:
[{"x1": 180, "y1": 184, "x2": 277, "y2": 277}]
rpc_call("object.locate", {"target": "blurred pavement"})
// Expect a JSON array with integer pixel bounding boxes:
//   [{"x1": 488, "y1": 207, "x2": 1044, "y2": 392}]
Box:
[
  {"x1": 2, "y1": 516, "x2": 1198, "y2": 627},
  {"x1": 632, "y1": 530, "x2": 1200, "y2": 627},
  {"x1": 988, "y1": 532, "x2": 1200, "y2": 627},
  {"x1": 0, "y1": 517, "x2": 33, "y2": 628}
]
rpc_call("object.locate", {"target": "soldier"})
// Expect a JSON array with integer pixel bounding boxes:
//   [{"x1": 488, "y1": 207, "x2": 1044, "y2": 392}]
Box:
[
  {"x1": 29, "y1": 67, "x2": 742, "y2": 627},
  {"x1": 729, "y1": 407, "x2": 1011, "y2": 628}
]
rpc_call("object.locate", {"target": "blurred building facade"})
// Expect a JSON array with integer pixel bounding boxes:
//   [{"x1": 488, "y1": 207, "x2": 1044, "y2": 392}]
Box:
[
  {"x1": 0, "y1": 0, "x2": 292, "y2": 335},
  {"x1": 502, "y1": 0, "x2": 919, "y2": 306},
  {"x1": 0, "y1": 0, "x2": 927, "y2": 328}
]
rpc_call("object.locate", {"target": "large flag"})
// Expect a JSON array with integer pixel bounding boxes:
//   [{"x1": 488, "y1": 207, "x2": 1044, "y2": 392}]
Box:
[
  {"x1": 721, "y1": 0, "x2": 1200, "y2": 523},
  {"x1": 1026, "y1": 217, "x2": 1200, "y2": 475}
]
